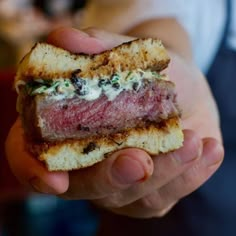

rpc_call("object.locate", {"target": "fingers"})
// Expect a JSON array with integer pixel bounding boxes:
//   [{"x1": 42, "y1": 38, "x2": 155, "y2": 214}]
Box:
[
  {"x1": 47, "y1": 27, "x2": 106, "y2": 54},
  {"x1": 5, "y1": 119, "x2": 69, "y2": 194},
  {"x1": 84, "y1": 27, "x2": 135, "y2": 49},
  {"x1": 62, "y1": 129, "x2": 201, "y2": 201},
  {"x1": 47, "y1": 27, "x2": 134, "y2": 54},
  {"x1": 109, "y1": 138, "x2": 223, "y2": 218},
  {"x1": 6, "y1": 118, "x2": 153, "y2": 198},
  {"x1": 61, "y1": 148, "x2": 154, "y2": 200},
  {"x1": 156, "y1": 138, "x2": 223, "y2": 204},
  {"x1": 94, "y1": 130, "x2": 202, "y2": 208},
  {"x1": 108, "y1": 193, "x2": 178, "y2": 218}
]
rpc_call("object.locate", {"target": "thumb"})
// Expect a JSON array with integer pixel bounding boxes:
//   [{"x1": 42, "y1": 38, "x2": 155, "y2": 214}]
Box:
[
  {"x1": 61, "y1": 148, "x2": 154, "y2": 200},
  {"x1": 5, "y1": 119, "x2": 69, "y2": 195}
]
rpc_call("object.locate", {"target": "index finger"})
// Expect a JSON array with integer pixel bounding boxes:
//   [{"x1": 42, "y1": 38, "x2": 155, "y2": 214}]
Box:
[{"x1": 47, "y1": 27, "x2": 134, "y2": 54}]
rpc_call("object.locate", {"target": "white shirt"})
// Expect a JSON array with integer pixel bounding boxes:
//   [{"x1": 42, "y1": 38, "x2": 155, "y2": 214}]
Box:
[
  {"x1": 81, "y1": 0, "x2": 235, "y2": 73},
  {"x1": 229, "y1": 0, "x2": 236, "y2": 50}
]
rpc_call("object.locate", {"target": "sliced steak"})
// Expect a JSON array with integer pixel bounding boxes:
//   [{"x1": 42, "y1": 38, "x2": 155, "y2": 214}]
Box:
[{"x1": 20, "y1": 79, "x2": 180, "y2": 141}]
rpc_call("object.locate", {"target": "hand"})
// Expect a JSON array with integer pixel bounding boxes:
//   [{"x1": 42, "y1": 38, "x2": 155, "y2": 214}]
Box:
[{"x1": 5, "y1": 28, "x2": 224, "y2": 218}]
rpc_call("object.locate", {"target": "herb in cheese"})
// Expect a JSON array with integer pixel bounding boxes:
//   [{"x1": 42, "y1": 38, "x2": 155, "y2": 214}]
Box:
[{"x1": 23, "y1": 70, "x2": 164, "y2": 101}]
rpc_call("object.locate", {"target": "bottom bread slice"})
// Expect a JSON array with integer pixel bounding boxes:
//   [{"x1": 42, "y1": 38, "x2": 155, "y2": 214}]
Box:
[{"x1": 28, "y1": 117, "x2": 183, "y2": 171}]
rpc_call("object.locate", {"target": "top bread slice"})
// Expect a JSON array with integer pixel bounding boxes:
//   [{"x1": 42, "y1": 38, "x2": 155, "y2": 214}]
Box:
[{"x1": 15, "y1": 38, "x2": 170, "y2": 84}]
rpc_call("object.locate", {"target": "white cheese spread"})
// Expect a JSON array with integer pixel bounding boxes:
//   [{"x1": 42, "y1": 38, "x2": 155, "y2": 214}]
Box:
[{"x1": 18, "y1": 70, "x2": 166, "y2": 101}]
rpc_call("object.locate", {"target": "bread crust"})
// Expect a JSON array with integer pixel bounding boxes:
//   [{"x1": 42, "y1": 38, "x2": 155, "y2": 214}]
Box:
[{"x1": 15, "y1": 38, "x2": 170, "y2": 84}]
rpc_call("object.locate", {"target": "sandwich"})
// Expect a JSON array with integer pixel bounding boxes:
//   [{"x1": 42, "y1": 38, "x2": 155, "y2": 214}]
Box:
[{"x1": 15, "y1": 38, "x2": 183, "y2": 171}]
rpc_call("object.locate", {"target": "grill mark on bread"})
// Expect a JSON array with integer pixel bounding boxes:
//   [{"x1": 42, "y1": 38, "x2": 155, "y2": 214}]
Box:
[{"x1": 83, "y1": 142, "x2": 97, "y2": 154}]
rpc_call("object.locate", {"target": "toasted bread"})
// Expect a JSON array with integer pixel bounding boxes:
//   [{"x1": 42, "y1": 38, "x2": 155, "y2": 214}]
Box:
[
  {"x1": 15, "y1": 38, "x2": 170, "y2": 83},
  {"x1": 28, "y1": 117, "x2": 183, "y2": 171}
]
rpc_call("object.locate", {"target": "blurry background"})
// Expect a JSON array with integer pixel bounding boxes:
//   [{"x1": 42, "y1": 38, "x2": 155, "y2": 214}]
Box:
[
  {"x1": 0, "y1": 1, "x2": 101, "y2": 236},
  {"x1": 0, "y1": 0, "x2": 87, "y2": 68}
]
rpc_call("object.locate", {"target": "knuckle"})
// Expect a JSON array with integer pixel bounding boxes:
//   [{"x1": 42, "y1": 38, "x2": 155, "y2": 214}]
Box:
[
  {"x1": 84, "y1": 27, "x2": 102, "y2": 36},
  {"x1": 95, "y1": 193, "x2": 127, "y2": 209},
  {"x1": 139, "y1": 196, "x2": 158, "y2": 211},
  {"x1": 153, "y1": 204, "x2": 175, "y2": 217},
  {"x1": 181, "y1": 162, "x2": 203, "y2": 190},
  {"x1": 139, "y1": 192, "x2": 163, "y2": 212},
  {"x1": 106, "y1": 200, "x2": 125, "y2": 209},
  {"x1": 138, "y1": 192, "x2": 177, "y2": 218}
]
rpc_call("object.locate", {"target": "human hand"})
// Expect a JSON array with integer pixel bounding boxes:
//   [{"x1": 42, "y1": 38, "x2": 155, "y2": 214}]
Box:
[{"x1": 5, "y1": 28, "x2": 224, "y2": 218}]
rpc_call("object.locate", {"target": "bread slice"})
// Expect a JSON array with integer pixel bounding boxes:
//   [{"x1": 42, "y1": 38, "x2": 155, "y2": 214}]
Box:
[
  {"x1": 28, "y1": 117, "x2": 183, "y2": 171},
  {"x1": 15, "y1": 38, "x2": 170, "y2": 84}
]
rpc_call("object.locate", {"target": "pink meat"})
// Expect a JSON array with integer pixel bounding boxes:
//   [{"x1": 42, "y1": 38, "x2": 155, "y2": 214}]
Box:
[{"x1": 23, "y1": 80, "x2": 180, "y2": 141}]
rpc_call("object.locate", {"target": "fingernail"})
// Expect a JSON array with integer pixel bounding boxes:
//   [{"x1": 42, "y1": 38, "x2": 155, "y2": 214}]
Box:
[
  {"x1": 73, "y1": 28, "x2": 90, "y2": 37},
  {"x1": 30, "y1": 177, "x2": 57, "y2": 194},
  {"x1": 112, "y1": 156, "x2": 146, "y2": 186},
  {"x1": 204, "y1": 140, "x2": 224, "y2": 167},
  {"x1": 58, "y1": 27, "x2": 90, "y2": 37}
]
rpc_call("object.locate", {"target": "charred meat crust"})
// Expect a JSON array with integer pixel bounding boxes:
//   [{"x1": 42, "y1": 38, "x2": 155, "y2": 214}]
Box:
[
  {"x1": 19, "y1": 92, "x2": 43, "y2": 140},
  {"x1": 27, "y1": 117, "x2": 179, "y2": 157}
]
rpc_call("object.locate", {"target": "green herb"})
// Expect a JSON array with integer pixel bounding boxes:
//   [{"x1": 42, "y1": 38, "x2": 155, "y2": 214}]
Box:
[
  {"x1": 31, "y1": 85, "x2": 47, "y2": 95},
  {"x1": 51, "y1": 81, "x2": 60, "y2": 88},
  {"x1": 152, "y1": 71, "x2": 161, "y2": 78},
  {"x1": 125, "y1": 71, "x2": 133, "y2": 80},
  {"x1": 111, "y1": 74, "x2": 120, "y2": 83}
]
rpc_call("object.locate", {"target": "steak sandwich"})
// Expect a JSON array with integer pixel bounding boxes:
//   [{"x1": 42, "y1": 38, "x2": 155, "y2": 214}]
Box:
[{"x1": 15, "y1": 38, "x2": 183, "y2": 171}]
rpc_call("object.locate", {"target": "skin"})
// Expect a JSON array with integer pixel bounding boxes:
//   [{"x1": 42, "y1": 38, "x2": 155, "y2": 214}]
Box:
[
  {"x1": 126, "y1": 18, "x2": 193, "y2": 61},
  {"x1": 5, "y1": 26, "x2": 224, "y2": 218}
]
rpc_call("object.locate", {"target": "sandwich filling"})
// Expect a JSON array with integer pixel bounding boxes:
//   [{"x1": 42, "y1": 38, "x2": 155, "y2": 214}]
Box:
[
  {"x1": 15, "y1": 40, "x2": 180, "y2": 143},
  {"x1": 17, "y1": 70, "x2": 165, "y2": 101},
  {"x1": 19, "y1": 72, "x2": 180, "y2": 142}
]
